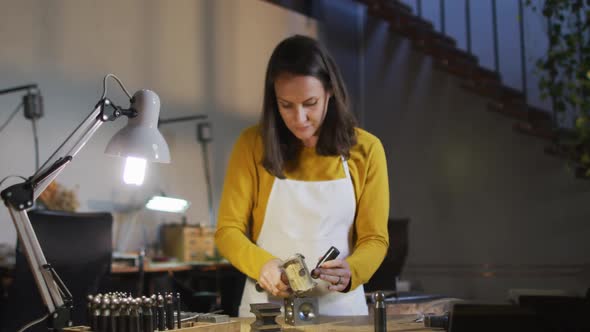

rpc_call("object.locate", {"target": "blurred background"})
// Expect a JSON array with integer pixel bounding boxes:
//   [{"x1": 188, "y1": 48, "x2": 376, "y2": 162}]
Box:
[{"x1": 0, "y1": 0, "x2": 589, "y2": 327}]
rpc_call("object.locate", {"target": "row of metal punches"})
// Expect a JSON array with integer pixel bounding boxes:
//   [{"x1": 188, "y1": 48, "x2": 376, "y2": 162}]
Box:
[{"x1": 87, "y1": 292, "x2": 181, "y2": 332}]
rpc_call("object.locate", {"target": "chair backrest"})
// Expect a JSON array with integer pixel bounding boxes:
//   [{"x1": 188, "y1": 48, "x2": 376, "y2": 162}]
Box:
[
  {"x1": 0, "y1": 209, "x2": 112, "y2": 332},
  {"x1": 364, "y1": 218, "x2": 409, "y2": 292}
]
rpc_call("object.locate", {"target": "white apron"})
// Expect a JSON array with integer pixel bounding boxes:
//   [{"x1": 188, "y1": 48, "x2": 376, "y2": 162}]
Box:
[{"x1": 238, "y1": 156, "x2": 368, "y2": 317}]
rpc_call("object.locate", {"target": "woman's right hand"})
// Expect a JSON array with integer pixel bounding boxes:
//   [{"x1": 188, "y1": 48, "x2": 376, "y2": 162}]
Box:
[{"x1": 258, "y1": 258, "x2": 291, "y2": 297}]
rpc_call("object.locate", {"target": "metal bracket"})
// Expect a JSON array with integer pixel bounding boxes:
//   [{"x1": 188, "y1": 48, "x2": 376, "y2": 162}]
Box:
[{"x1": 0, "y1": 182, "x2": 34, "y2": 211}]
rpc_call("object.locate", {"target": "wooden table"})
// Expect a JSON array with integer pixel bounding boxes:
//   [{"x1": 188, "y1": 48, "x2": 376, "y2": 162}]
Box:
[
  {"x1": 110, "y1": 261, "x2": 233, "y2": 274},
  {"x1": 65, "y1": 315, "x2": 435, "y2": 332},
  {"x1": 145, "y1": 315, "x2": 437, "y2": 332},
  {"x1": 235, "y1": 315, "x2": 438, "y2": 332},
  {"x1": 111, "y1": 262, "x2": 193, "y2": 274}
]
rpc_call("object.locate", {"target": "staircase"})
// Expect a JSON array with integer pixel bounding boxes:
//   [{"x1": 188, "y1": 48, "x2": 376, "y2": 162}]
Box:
[
  {"x1": 358, "y1": 0, "x2": 554, "y2": 136},
  {"x1": 261, "y1": 0, "x2": 589, "y2": 179}
]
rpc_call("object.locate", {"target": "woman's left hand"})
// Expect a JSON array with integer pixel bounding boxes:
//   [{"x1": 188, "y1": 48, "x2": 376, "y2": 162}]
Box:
[{"x1": 314, "y1": 259, "x2": 351, "y2": 292}]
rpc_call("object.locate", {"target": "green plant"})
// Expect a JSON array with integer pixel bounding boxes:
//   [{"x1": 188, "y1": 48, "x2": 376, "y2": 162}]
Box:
[{"x1": 526, "y1": 0, "x2": 590, "y2": 177}]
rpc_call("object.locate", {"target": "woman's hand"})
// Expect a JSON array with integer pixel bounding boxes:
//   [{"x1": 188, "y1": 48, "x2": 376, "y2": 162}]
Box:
[
  {"x1": 258, "y1": 258, "x2": 291, "y2": 297},
  {"x1": 314, "y1": 259, "x2": 351, "y2": 292}
]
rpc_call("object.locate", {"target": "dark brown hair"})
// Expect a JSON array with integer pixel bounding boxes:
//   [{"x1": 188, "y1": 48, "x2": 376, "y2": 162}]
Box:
[{"x1": 260, "y1": 35, "x2": 357, "y2": 178}]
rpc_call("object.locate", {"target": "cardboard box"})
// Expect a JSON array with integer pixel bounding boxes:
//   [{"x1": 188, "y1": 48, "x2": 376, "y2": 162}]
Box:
[{"x1": 162, "y1": 224, "x2": 215, "y2": 262}]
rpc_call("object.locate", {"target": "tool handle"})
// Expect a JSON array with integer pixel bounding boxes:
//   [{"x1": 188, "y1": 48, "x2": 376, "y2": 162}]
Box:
[
  {"x1": 315, "y1": 246, "x2": 340, "y2": 269},
  {"x1": 311, "y1": 246, "x2": 340, "y2": 278}
]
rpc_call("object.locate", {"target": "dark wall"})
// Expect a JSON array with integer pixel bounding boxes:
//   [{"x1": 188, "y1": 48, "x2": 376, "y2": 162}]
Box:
[{"x1": 317, "y1": 0, "x2": 590, "y2": 302}]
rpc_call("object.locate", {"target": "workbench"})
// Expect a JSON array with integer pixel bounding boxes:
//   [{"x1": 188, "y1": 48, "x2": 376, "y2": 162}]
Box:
[
  {"x1": 65, "y1": 314, "x2": 435, "y2": 332},
  {"x1": 235, "y1": 314, "x2": 437, "y2": 332}
]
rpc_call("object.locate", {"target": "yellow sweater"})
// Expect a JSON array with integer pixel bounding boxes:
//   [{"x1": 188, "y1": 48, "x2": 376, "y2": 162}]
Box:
[{"x1": 215, "y1": 125, "x2": 390, "y2": 291}]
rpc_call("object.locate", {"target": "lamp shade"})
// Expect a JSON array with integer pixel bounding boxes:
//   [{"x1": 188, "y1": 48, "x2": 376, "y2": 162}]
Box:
[{"x1": 105, "y1": 89, "x2": 170, "y2": 163}]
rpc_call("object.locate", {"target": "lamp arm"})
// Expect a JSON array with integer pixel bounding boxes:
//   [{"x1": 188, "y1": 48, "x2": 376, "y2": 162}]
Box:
[
  {"x1": 0, "y1": 98, "x2": 124, "y2": 330},
  {"x1": 31, "y1": 99, "x2": 117, "y2": 196},
  {"x1": 4, "y1": 207, "x2": 71, "y2": 328}
]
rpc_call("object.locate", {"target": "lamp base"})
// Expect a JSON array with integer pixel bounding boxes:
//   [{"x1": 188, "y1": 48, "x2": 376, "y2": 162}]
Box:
[{"x1": 49, "y1": 305, "x2": 73, "y2": 331}]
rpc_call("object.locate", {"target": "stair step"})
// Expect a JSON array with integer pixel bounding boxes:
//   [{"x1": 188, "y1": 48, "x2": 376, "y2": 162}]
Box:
[
  {"x1": 392, "y1": 0, "x2": 413, "y2": 14},
  {"x1": 487, "y1": 103, "x2": 529, "y2": 122},
  {"x1": 430, "y1": 45, "x2": 478, "y2": 66},
  {"x1": 475, "y1": 67, "x2": 500, "y2": 84},
  {"x1": 543, "y1": 144, "x2": 580, "y2": 167},
  {"x1": 413, "y1": 30, "x2": 456, "y2": 53},
  {"x1": 513, "y1": 122, "x2": 557, "y2": 141},
  {"x1": 544, "y1": 144, "x2": 568, "y2": 158},
  {"x1": 544, "y1": 144, "x2": 590, "y2": 178},
  {"x1": 462, "y1": 82, "x2": 534, "y2": 108},
  {"x1": 370, "y1": 3, "x2": 433, "y2": 39},
  {"x1": 462, "y1": 81, "x2": 503, "y2": 98},
  {"x1": 461, "y1": 81, "x2": 524, "y2": 100},
  {"x1": 524, "y1": 105, "x2": 554, "y2": 128},
  {"x1": 356, "y1": 0, "x2": 413, "y2": 14},
  {"x1": 434, "y1": 60, "x2": 475, "y2": 79},
  {"x1": 544, "y1": 144, "x2": 580, "y2": 161},
  {"x1": 488, "y1": 103, "x2": 553, "y2": 128},
  {"x1": 460, "y1": 78, "x2": 502, "y2": 100},
  {"x1": 498, "y1": 86, "x2": 524, "y2": 104}
]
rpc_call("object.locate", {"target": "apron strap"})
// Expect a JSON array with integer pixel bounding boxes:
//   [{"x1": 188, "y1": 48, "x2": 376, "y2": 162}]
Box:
[{"x1": 341, "y1": 156, "x2": 351, "y2": 179}]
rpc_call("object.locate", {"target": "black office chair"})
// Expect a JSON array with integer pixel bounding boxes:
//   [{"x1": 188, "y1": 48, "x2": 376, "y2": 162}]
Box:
[
  {"x1": 365, "y1": 218, "x2": 447, "y2": 304},
  {"x1": 0, "y1": 209, "x2": 112, "y2": 332},
  {"x1": 364, "y1": 217, "x2": 409, "y2": 293}
]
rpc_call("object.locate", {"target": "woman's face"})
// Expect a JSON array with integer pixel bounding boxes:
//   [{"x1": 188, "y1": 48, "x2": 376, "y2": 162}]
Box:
[{"x1": 274, "y1": 73, "x2": 330, "y2": 147}]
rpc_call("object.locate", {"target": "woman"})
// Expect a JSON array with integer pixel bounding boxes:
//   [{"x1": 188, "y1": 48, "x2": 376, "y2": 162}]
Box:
[{"x1": 215, "y1": 35, "x2": 389, "y2": 317}]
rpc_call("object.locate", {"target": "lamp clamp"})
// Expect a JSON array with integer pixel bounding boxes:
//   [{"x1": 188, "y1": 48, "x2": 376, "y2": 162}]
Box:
[
  {"x1": 48, "y1": 306, "x2": 73, "y2": 330},
  {"x1": 96, "y1": 98, "x2": 138, "y2": 122},
  {"x1": 0, "y1": 182, "x2": 34, "y2": 211},
  {"x1": 1, "y1": 153, "x2": 74, "y2": 211}
]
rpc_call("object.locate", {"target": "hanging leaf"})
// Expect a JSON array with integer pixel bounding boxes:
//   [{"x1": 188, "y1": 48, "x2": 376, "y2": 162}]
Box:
[
  {"x1": 527, "y1": 0, "x2": 590, "y2": 179},
  {"x1": 575, "y1": 116, "x2": 587, "y2": 130}
]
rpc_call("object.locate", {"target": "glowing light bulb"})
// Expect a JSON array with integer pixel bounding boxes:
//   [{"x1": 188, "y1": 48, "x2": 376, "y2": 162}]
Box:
[{"x1": 123, "y1": 157, "x2": 146, "y2": 185}]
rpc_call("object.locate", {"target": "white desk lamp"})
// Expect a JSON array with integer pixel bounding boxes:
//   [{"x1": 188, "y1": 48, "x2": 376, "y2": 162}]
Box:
[{"x1": 0, "y1": 74, "x2": 170, "y2": 330}]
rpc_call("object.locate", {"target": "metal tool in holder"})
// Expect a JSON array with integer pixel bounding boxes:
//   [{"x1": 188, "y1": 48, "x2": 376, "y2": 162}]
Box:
[
  {"x1": 119, "y1": 297, "x2": 130, "y2": 332},
  {"x1": 165, "y1": 293, "x2": 175, "y2": 330},
  {"x1": 156, "y1": 294, "x2": 166, "y2": 331},
  {"x1": 250, "y1": 303, "x2": 282, "y2": 332},
  {"x1": 282, "y1": 246, "x2": 340, "y2": 326},
  {"x1": 109, "y1": 297, "x2": 120, "y2": 332},
  {"x1": 254, "y1": 247, "x2": 341, "y2": 326},
  {"x1": 282, "y1": 253, "x2": 316, "y2": 296},
  {"x1": 84, "y1": 292, "x2": 184, "y2": 332},
  {"x1": 141, "y1": 297, "x2": 153, "y2": 332},
  {"x1": 284, "y1": 296, "x2": 319, "y2": 326},
  {"x1": 373, "y1": 291, "x2": 386, "y2": 332},
  {"x1": 255, "y1": 246, "x2": 340, "y2": 293},
  {"x1": 175, "y1": 293, "x2": 182, "y2": 328}
]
